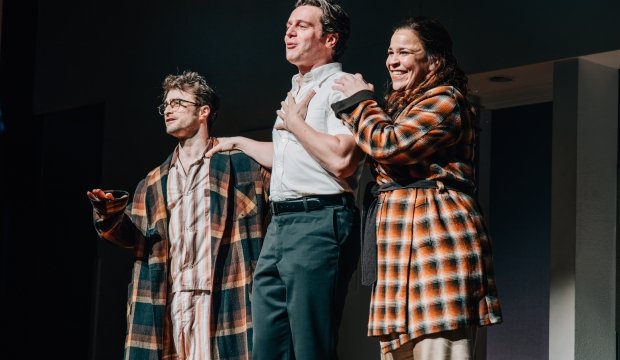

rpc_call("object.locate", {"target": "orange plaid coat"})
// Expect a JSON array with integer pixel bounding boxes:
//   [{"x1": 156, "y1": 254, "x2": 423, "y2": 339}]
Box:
[{"x1": 335, "y1": 85, "x2": 502, "y2": 353}]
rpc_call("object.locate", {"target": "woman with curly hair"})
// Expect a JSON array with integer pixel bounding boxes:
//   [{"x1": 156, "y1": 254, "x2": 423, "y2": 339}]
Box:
[{"x1": 278, "y1": 16, "x2": 503, "y2": 359}]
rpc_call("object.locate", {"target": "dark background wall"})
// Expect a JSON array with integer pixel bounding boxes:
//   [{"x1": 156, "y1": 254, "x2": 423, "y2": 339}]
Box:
[
  {"x1": 1, "y1": 0, "x2": 618, "y2": 359},
  {"x1": 488, "y1": 103, "x2": 553, "y2": 359}
]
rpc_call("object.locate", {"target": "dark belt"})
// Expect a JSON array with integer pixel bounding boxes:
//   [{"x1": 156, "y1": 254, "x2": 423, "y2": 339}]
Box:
[
  {"x1": 271, "y1": 193, "x2": 351, "y2": 215},
  {"x1": 361, "y1": 179, "x2": 473, "y2": 286}
]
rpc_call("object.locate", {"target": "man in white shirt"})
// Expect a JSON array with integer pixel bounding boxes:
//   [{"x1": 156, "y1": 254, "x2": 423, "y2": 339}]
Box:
[{"x1": 207, "y1": 1, "x2": 363, "y2": 359}]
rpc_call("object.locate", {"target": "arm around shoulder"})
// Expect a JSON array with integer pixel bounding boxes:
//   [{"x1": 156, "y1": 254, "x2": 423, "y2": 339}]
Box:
[{"x1": 207, "y1": 136, "x2": 273, "y2": 169}]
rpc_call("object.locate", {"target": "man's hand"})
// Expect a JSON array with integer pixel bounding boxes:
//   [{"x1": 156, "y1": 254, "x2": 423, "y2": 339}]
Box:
[
  {"x1": 87, "y1": 189, "x2": 115, "y2": 201},
  {"x1": 205, "y1": 136, "x2": 274, "y2": 168},
  {"x1": 275, "y1": 90, "x2": 315, "y2": 132},
  {"x1": 205, "y1": 137, "x2": 240, "y2": 157}
]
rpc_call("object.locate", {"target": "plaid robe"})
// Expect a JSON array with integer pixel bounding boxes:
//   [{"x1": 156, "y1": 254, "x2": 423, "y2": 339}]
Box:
[
  {"x1": 92, "y1": 150, "x2": 270, "y2": 360},
  {"x1": 336, "y1": 85, "x2": 502, "y2": 353}
]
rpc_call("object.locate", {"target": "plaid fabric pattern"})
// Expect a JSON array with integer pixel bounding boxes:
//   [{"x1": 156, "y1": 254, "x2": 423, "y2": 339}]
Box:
[
  {"x1": 342, "y1": 86, "x2": 476, "y2": 188},
  {"x1": 92, "y1": 150, "x2": 269, "y2": 360},
  {"x1": 340, "y1": 86, "x2": 502, "y2": 353}
]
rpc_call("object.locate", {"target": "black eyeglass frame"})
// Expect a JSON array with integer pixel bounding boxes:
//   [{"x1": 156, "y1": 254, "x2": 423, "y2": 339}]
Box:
[{"x1": 157, "y1": 98, "x2": 202, "y2": 115}]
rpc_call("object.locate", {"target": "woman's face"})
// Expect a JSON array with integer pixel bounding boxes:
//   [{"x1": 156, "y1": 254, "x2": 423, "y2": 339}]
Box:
[{"x1": 386, "y1": 28, "x2": 430, "y2": 91}]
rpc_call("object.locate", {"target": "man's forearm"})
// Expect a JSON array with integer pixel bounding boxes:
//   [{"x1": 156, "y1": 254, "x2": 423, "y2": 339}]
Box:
[
  {"x1": 233, "y1": 137, "x2": 274, "y2": 169},
  {"x1": 286, "y1": 120, "x2": 360, "y2": 179}
]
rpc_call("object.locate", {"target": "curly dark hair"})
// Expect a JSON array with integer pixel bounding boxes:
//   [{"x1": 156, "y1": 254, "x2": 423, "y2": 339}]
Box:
[
  {"x1": 385, "y1": 17, "x2": 469, "y2": 116},
  {"x1": 295, "y1": 0, "x2": 350, "y2": 61},
  {"x1": 162, "y1": 71, "x2": 220, "y2": 130}
]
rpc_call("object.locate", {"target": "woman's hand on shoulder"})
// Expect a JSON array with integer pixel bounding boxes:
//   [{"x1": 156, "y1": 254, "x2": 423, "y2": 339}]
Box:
[{"x1": 333, "y1": 73, "x2": 374, "y2": 97}]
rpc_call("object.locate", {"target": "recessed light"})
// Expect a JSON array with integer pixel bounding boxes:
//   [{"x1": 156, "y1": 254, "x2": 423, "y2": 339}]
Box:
[{"x1": 488, "y1": 75, "x2": 513, "y2": 83}]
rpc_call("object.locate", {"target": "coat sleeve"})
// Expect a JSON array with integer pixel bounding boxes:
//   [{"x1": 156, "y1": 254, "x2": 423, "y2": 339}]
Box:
[
  {"x1": 90, "y1": 179, "x2": 147, "y2": 249},
  {"x1": 339, "y1": 87, "x2": 464, "y2": 165}
]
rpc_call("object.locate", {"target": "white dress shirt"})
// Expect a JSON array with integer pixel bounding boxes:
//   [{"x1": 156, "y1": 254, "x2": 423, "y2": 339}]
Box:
[{"x1": 270, "y1": 62, "x2": 364, "y2": 201}]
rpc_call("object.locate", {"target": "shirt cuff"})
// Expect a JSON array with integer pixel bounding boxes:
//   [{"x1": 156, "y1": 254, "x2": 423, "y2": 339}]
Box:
[
  {"x1": 91, "y1": 190, "x2": 130, "y2": 215},
  {"x1": 331, "y1": 90, "x2": 375, "y2": 118}
]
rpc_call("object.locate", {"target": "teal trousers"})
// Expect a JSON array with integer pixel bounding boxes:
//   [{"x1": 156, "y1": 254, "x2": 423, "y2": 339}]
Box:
[{"x1": 251, "y1": 200, "x2": 359, "y2": 360}]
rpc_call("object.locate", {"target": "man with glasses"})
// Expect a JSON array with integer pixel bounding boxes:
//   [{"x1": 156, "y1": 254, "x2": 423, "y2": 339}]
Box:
[
  {"x1": 87, "y1": 70, "x2": 270, "y2": 360},
  {"x1": 207, "y1": 1, "x2": 363, "y2": 359}
]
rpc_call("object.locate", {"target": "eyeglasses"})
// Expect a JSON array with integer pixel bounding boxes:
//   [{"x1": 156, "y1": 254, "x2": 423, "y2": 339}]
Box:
[{"x1": 157, "y1": 98, "x2": 201, "y2": 115}]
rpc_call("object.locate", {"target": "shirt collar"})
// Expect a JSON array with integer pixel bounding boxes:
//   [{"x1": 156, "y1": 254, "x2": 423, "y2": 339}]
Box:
[
  {"x1": 291, "y1": 62, "x2": 342, "y2": 90},
  {"x1": 169, "y1": 137, "x2": 215, "y2": 169}
]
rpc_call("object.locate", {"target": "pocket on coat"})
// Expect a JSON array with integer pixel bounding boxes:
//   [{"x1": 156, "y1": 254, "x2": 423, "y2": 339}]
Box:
[{"x1": 234, "y1": 182, "x2": 258, "y2": 219}]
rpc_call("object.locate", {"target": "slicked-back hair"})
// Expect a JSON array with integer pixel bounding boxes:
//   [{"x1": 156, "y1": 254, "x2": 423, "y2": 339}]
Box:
[
  {"x1": 385, "y1": 17, "x2": 469, "y2": 116},
  {"x1": 162, "y1": 71, "x2": 220, "y2": 131},
  {"x1": 295, "y1": 0, "x2": 350, "y2": 61}
]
